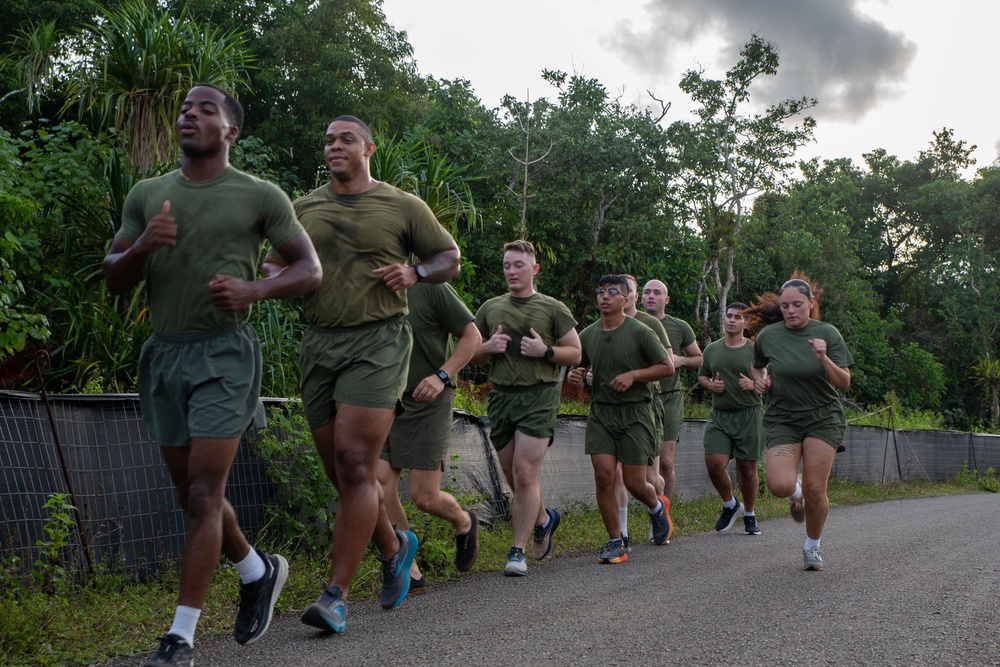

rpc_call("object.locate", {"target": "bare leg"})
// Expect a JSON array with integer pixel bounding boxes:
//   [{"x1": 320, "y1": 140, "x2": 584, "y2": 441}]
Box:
[
  {"x1": 736, "y1": 458, "x2": 759, "y2": 512},
  {"x1": 161, "y1": 437, "x2": 244, "y2": 609},
  {"x1": 592, "y1": 454, "x2": 622, "y2": 539},
  {"x1": 704, "y1": 453, "x2": 734, "y2": 503},
  {"x1": 658, "y1": 439, "x2": 677, "y2": 501},
  {"x1": 801, "y1": 437, "x2": 837, "y2": 540},
  {"x1": 496, "y1": 431, "x2": 549, "y2": 550},
  {"x1": 376, "y1": 460, "x2": 421, "y2": 579},
  {"x1": 314, "y1": 405, "x2": 399, "y2": 600}
]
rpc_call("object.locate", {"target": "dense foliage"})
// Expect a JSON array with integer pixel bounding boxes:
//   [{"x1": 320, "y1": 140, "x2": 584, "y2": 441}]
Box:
[{"x1": 1, "y1": 0, "x2": 996, "y2": 428}]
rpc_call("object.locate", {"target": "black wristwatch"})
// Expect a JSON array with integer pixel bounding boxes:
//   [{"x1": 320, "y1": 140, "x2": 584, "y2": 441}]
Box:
[
  {"x1": 414, "y1": 264, "x2": 428, "y2": 281},
  {"x1": 544, "y1": 345, "x2": 555, "y2": 360},
  {"x1": 433, "y1": 369, "x2": 449, "y2": 383}
]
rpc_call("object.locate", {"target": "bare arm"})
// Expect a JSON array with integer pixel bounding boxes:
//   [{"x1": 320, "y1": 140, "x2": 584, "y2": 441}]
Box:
[
  {"x1": 411, "y1": 321, "x2": 482, "y2": 403},
  {"x1": 610, "y1": 356, "x2": 673, "y2": 392},
  {"x1": 103, "y1": 200, "x2": 176, "y2": 295},
  {"x1": 208, "y1": 232, "x2": 322, "y2": 311},
  {"x1": 810, "y1": 338, "x2": 852, "y2": 391},
  {"x1": 672, "y1": 340, "x2": 703, "y2": 370},
  {"x1": 374, "y1": 241, "x2": 461, "y2": 292}
]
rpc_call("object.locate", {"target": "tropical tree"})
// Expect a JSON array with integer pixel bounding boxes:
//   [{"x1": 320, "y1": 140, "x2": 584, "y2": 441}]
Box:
[
  {"x1": 0, "y1": 20, "x2": 63, "y2": 113},
  {"x1": 173, "y1": 0, "x2": 429, "y2": 189},
  {"x1": 62, "y1": 0, "x2": 252, "y2": 174},
  {"x1": 665, "y1": 35, "x2": 816, "y2": 336}
]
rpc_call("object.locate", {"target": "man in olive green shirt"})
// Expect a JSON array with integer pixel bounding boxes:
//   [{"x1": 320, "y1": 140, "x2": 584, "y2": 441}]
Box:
[
  {"x1": 471, "y1": 240, "x2": 581, "y2": 576},
  {"x1": 264, "y1": 115, "x2": 460, "y2": 633},
  {"x1": 697, "y1": 303, "x2": 764, "y2": 535},
  {"x1": 377, "y1": 282, "x2": 482, "y2": 590},
  {"x1": 609, "y1": 274, "x2": 671, "y2": 548},
  {"x1": 642, "y1": 279, "x2": 702, "y2": 513},
  {"x1": 105, "y1": 84, "x2": 322, "y2": 665},
  {"x1": 569, "y1": 275, "x2": 674, "y2": 565}
]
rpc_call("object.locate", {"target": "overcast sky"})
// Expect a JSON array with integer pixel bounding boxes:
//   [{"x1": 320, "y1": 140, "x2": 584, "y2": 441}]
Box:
[{"x1": 380, "y1": 0, "x2": 999, "y2": 175}]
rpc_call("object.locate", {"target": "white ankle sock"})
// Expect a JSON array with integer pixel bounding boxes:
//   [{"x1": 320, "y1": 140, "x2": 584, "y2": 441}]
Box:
[
  {"x1": 723, "y1": 498, "x2": 737, "y2": 510},
  {"x1": 805, "y1": 537, "x2": 820, "y2": 550},
  {"x1": 618, "y1": 507, "x2": 629, "y2": 538},
  {"x1": 168, "y1": 605, "x2": 201, "y2": 646},
  {"x1": 234, "y1": 548, "x2": 266, "y2": 584}
]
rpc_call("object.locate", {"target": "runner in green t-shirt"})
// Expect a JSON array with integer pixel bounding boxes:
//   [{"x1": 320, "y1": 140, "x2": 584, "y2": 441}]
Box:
[
  {"x1": 642, "y1": 279, "x2": 702, "y2": 531},
  {"x1": 376, "y1": 282, "x2": 482, "y2": 591},
  {"x1": 104, "y1": 84, "x2": 322, "y2": 666},
  {"x1": 697, "y1": 303, "x2": 765, "y2": 536},
  {"x1": 748, "y1": 278, "x2": 853, "y2": 572},
  {"x1": 569, "y1": 275, "x2": 674, "y2": 565},
  {"x1": 264, "y1": 116, "x2": 461, "y2": 633},
  {"x1": 471, "y1": 240, "x2": 582, "y2": 576},
  {"x1": 606, "y1": 275, "x2": 673, "y2": 550}
]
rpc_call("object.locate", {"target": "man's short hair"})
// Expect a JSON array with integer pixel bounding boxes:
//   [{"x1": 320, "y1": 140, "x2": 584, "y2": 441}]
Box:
[
  {"x1": 503, "y1": 240, "x2": 536, "y2": 259},
  {"x1": 727, "y1": 302, "x2": 747, "y2": 312},
  {"x1": 617, "y1": 274, "x2": 637, "y2": 294},
  {"x1": 331, "y1": 115, "x2": 373, "y2": 143},
  {"x1": 193, "y1": 83, "x2": 244, "y2": 133},
  {"x1": 598, "y1": 274, "x2": 629, "y2": 291}
]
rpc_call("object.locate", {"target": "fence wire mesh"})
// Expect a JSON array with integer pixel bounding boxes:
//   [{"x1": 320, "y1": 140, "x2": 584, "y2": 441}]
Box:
[{"x1": 2, "y1": 390, "x2": 997, "y2": 579}]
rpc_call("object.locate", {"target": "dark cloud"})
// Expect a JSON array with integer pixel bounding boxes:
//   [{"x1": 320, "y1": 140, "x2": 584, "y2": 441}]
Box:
[{"x1": 605, "y1": 0, "x2": 916, "y2": 121}]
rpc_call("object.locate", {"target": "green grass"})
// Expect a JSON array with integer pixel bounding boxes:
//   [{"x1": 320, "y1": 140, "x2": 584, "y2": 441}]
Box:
[{"x1": 0, "y1": 477, "x2": 990, "y2": 667}]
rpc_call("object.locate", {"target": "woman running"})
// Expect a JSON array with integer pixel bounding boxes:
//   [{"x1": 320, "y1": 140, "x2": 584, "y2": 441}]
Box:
[{"x1": 747, "y1": 277, "x2": 853, "y2": 571}]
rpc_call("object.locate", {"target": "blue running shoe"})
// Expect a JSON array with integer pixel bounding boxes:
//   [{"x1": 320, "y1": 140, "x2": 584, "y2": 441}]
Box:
[
  {"x1": 378, "y1": 529, "x2": 418, "y2": 609},
  {"x1": 300, "y1": 585, "x2": 347, "y2": 633}
]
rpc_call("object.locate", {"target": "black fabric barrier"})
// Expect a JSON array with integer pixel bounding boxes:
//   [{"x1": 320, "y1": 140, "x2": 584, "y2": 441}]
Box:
[{"x1": 1, "y1": 391, "x2": 993, "y2": 577}]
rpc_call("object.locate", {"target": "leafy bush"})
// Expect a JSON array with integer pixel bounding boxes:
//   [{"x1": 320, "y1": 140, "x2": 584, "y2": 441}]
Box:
[{"x1": 253, "y1": 404, "x2": 336, "y2": 554}]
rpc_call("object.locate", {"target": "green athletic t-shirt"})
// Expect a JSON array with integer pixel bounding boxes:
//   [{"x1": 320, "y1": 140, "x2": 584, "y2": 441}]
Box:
[
  {"x1": 633, "y1": 311, "x2": 671, "y2": 394},
  {"x1": 579, "y1": 316, "x2": 668, "y2": 405},
  {"x1": 474, "y1": 293, "x2": 577, "y2": 386},
  {"x1": 698, "y1": 338, "x2": 762, "y2": 412},
  {"x1": 295, "y1": 182, "x2": 455, "y2": 328},
  {"x1": 405, "y1": 282, "x2": 474, "y2": 392},
  {"x1": 753, "y1": 319, "x2": 853, "y2": 414},
  {"x1": 118, "y1": 167, "x2": 303, "y2": 334},
  {"x1": 657, "y1": 314, "x2": 696, "y2": 392}
]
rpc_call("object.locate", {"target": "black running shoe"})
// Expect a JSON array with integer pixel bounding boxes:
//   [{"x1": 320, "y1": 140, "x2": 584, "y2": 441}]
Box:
[
  {"x1": 650, "y1": 495, "x2": 671, "y2": 545},
  {"x1": 744, "y1": 514, "x2": 761, "y2": 535},
  {"x1": 454, "y1": 510, "x2": 480, "y2": 572},
  {"x1": 141, "y1": 634, "x2": 193, "y2": 667},
  {"x1": 529, "y1": 508, "x2": 560, "y2": 560},
  {"x1": 234, "y1": 550, "x2": 288, "y2": 645},
  {"x1": 715, "y1": 501, "x2": 744, "y2": 532}
]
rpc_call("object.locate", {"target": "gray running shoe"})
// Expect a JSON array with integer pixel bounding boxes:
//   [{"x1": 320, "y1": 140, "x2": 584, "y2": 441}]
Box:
[
  {"x1": 803, "y1": 546, "x2": 824, "y2": 571},
  {"x1": 378, "y1": 529, "x2": 418, "y2": 609},
  {"x1": 301, "y1": 585, "x2": 347, "y2": 633},
  {"x1": 530, "y1": 508, "x2": 560, "y2": 560},
  {"x1": 743, "y1": 514, "x2": 761, "y2": 535},
  {"x1": 141, "y1": 634, "x2": 193, "y2": 667},
  {"x1": 234, "y1": 550, "x2": 288, "y2": 645},
  {"x1": 715, "y1": 500, "x2": 744, "y2": 532},
  {"x1": 622, "y1": 535, "x2": 632, "y2": 553},
  {"x1": 597, "y1": 539, "x2": 629, "y2": 564},
  {"x1": 503, "y1": 547, "x2": 528, "y2": 576}
]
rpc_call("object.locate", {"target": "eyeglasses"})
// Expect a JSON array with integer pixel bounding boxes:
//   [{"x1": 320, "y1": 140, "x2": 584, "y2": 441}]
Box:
[{"x1": 596, "y1": 287, "x2": 624, "y2": 296}]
